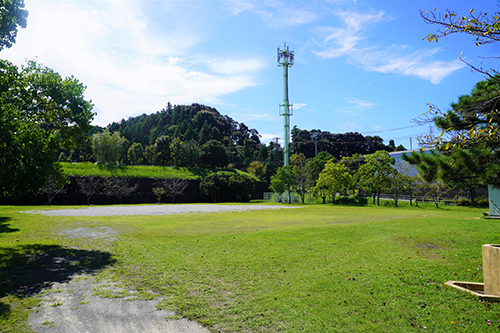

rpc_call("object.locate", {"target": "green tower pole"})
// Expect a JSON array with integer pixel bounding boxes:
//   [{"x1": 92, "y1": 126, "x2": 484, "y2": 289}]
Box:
[{"x1": 277, "y1": 43, "x2": 294, "y2": 167}]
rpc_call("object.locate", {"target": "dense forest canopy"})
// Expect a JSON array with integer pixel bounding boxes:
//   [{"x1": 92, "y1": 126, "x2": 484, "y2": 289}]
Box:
[
  {"x1": 108, "y1": 103, "x2": 261, "y2": 149},
  {"x1": 291, "y1": 126, "x2": 404, "y2": 160}
]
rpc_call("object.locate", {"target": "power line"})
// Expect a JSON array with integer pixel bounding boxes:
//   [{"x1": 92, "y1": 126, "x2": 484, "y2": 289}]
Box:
[{"x1": 361, "y1": 124, "x2": 424, "y2": 134}]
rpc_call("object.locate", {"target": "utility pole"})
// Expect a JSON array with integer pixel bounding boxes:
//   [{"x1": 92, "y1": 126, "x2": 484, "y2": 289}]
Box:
[{"x1": 277, "y1": 43, "x2": 294, "y2": 166}]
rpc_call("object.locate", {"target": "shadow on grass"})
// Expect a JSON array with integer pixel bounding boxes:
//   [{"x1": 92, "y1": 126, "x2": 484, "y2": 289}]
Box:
[
  {"x1": 0, "y1": 244, "x2": 115, "y2": 317},
  {"x1": 0, "y1": 217, "x2": 19, "y2": 234}
]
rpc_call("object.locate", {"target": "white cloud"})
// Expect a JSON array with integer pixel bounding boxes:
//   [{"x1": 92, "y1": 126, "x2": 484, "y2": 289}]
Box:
[
  {"x1": 313, "y1": 10, "x2": 385, "y2": 58},
  {"x1": 224, "y1": 0, "x2": 255, "y2": 15},
  {"x1": 260, "y1": 133, "x2": 282, "y2": 144},
  {"x1": 344, "y1": 98, "x2": 377, "y2": 109},
  {"x1": 313, "y1": 9, "x2": 464, "y2": 84},
  {"x1": 226, "y1": 1, "x2": 317, "y2": 28},
  {"x1": 234, "y1": 112, "x2": 276, "y2": 122},
  {"x1": 355, "y1": 47, "x2": 465, "y2": 84},
  {"x1": 256, "y1": 8, "x2": 318, "y2": 28},
  {"x1": 2, "y1": 1, "x2": 264, "y2": 126},
  {"x1": 293, "y1": 103, "x2": 307, "y2": 109}
]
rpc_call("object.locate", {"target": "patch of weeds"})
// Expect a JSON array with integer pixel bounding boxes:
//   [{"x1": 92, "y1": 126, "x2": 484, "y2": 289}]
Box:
[
  {"x1": 49, "y1": 301, "x2": 62, "y2": 307},
  {"x1": 42, "y1": 320, "x2": 54, "y2": 326}
]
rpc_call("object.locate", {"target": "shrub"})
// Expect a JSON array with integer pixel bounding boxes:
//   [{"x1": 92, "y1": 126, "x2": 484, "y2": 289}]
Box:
[
  {"x1": 200, "y1": 171, "x2": 255, "y2": 202},
  {"x1": 477, "y1": 199, "x2": 489, "y2": 208},
  {"x1": 335, "y1": 196, "x2": 368, "y2": 206},
  {"x1": 228, "y1": 173, "x2": 255, "y2": 202},
  {"x1": 455, "y1": 198, "x2": 472, "y2": 206}
]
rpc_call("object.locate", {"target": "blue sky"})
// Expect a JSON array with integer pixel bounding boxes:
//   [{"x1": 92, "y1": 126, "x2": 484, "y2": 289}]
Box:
[{"x1": 2, "y1": 0, "x2": 498, "y2": 148}]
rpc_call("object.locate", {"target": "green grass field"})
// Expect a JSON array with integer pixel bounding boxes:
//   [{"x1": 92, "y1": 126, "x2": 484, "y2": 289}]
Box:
[{"x1": 1, "y1": 203, "x2": 499, "y2": 332}]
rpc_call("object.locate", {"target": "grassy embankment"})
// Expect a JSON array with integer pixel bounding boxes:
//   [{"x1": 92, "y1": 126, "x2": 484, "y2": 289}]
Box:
[
  {"x1": 0, "y1": 203, "x2": 498, "y2": 332},
  {"x1": 60, "y1": 162, "x2": 253, "y2": 180}
]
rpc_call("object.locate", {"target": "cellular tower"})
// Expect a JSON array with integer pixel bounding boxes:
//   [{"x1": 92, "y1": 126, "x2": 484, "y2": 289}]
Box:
[{"x1": 277, "y1": 43, "x2": 294, "y2": 166}]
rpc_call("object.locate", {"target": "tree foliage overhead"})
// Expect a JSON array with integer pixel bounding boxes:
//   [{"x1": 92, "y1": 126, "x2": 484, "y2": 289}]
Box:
[
  {"x1": 0, "y1": 0, "x2": 28, "y2": 50},
  {"x1": 418, "y1": 75, "x2": 500, "y2": 151},
  {"x1": 422, "y1": 6, "x2": 500, "y2": 46},
  {"x1": 0, "y1": 60, "x2": 94, "y2": 199}
]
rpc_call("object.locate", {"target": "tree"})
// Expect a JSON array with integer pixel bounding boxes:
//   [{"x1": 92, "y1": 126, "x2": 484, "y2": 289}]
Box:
[
  {"x1": 385, "y1": 168, "x2": 405, "y2": 207},
  {"x1": 199, "y1": 171, "x2": 232, "y2": 202},
  {"x1": 355, "y1": 151, "x2": 395, "y2": 205},
  {"x1": 238, "y1": 138, "x2": 252, "y2": 168},
  {"x1": 200, "y1": 140, "x2": 229, "y2": 168},
  {"x1": 405, "y1": 175, "x2": 423, "y2": 207},
  {"x1": 0, "y1": 60, "x2": 94, "y2": 199},
  {"x1": 144, "y1": 144, "x2": 157, "y2": 165},
  {"x1": 228, "y1": 173, "x2": 255, "y2": 202},
  {"x1": 421, "y1": 6, "x2": 500, "y2": 56},
  {"x1": 38, "y1": 175, "x2": 68, "y2": 205},
  {"x1": 418, "y1": 75, "x2": 500, "y2": 152},
  {"x1": 152, "y1": 187, "x2": 165, "y2": 204},
  {"x1": 0, "y1": 0, "x2": 28, "y2": 51},
  {"x1": 290, "y1": 153, "x2": 309, "y2": 204},
  {"x1": 424, "y1": 181, "x2": 451, "y2": 209},
  {"x1": 103, "y1": 177, "x2": 138, "y2": 204},
  {"x1": 127, "y1": 142, "x2": 144, "y2": 165},
  {"x1": 418, "y1": 6, "x2": 500, "y2": 150},
  {"x1": 305, "y1": 151, "x2": 334, "y2": 188},
  {"x1": 76, "y1": 176, "x2": 102, "y2": 206},
  {"x1": 403, "y1": 148, "x2": 495, "y2": 206},
  {"x1": 155, "y1": 135, "x2": 171, "y2": 166},
  {"x1": 339, "y1": 153, "x2": 365, "y2": 175},
  {"x1": 270, "y1": 166, "x2": 296, "y2": 203},
  {"x1": 179, "y1": 139, "x2": 200, "y2": 167},
  {"x1": 92, "y1": 130, "x2": 125, "y2": 164},
  {"x1": 169, "y1": 137, "x2": 183, "y2": 166},
  {"x1": 247, "y1": 161, "x2": 265, "y2": 180},
  {"x1": 314, "y1": 160, "x2": 352, "y2": 204},
  {"x1": 155, "y1": 177, "x2": 189, "y2": 203}
]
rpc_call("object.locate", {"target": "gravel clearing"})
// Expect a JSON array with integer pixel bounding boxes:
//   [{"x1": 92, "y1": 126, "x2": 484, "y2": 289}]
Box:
[{"x1": 28, "y1": 204, "x2": 301, "y2": 217}]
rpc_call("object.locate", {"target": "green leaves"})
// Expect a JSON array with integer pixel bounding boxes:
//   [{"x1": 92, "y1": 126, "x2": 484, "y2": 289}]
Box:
[
  {"x1": 314, "y1": 159, "x2": 352, "y2": 203},
  {"x1": 0, "y1": 0, "x2": 28, "y2": 50},
  {"x1": 0, "y1": 60, "x2": 94, "y2": 199},
  {"x1": 270, "y1": 166, "x2": 296, "y2": 195}
]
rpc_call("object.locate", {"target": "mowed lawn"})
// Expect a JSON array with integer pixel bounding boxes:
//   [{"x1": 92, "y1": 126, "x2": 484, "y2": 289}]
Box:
[{"x1": 0, "y1": 203, "x2": 499, "y2": 332}]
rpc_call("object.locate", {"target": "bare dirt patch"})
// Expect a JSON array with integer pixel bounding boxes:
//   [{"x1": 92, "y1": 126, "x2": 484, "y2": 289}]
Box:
[{"x1": 29, "y1": 274, "x2": 209, "y2": 333}]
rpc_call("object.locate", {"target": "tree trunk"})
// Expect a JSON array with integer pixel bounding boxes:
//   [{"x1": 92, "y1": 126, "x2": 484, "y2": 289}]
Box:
[{"x1": 470, "y1": 187, "x2": 477, "y2": 207}]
